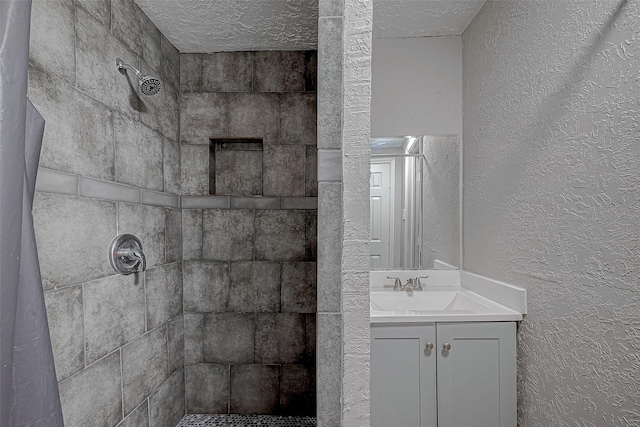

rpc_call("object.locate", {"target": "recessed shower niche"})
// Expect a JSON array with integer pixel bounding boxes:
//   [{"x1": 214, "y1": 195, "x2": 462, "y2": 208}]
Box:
[{"x1": 209, "y1": 138, "x2": 264, "y2": 196}]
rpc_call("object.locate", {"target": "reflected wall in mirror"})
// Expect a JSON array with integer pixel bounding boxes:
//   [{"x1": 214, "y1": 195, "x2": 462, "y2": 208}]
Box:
[{"x1": 370, "y1": 135, "x2": 459, "y2": 270}]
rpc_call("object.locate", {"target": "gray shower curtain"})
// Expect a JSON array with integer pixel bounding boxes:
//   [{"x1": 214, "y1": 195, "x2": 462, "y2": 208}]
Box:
[{"x1": 0, "y1": 0, "x2": 64, "y2": 425}]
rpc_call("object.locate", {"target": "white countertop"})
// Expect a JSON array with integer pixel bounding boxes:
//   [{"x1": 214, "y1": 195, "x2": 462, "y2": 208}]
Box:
[
  {"x1": 370, "y1": 288, "x2": 523, "y2": 323},
  {"x1": 369, "y1": 270, "x2": 527, "y2": 324}
]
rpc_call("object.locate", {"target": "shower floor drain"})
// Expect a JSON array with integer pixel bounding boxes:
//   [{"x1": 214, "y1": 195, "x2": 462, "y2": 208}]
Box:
[{"x1": 176, "y1": 414, "x2": 316, "y2": 427}]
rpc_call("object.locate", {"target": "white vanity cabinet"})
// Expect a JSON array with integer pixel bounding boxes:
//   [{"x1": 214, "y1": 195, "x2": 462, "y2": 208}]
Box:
[{"x1": 371, "y1": 322, "x2": 517, "y2": 427}]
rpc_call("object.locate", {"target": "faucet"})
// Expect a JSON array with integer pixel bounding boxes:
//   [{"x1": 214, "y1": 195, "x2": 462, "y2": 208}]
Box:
[
  {"x1": 387, "y1": 276, "x2": 402, "y2": 291},
  {"x1": 414, "y1": 276, "x2": 429, "y2": 291}
]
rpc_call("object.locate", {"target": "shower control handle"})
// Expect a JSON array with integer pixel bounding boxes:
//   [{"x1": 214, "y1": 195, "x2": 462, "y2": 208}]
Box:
[{"x1": 109, "y1": 234, "x2": 146, "y2": 275}]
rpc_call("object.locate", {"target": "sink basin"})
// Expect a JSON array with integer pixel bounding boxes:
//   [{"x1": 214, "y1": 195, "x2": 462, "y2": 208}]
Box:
[
  {"x1": 370, "y1": 290, "x2": 457, "y2": 311},
  {"x1": 370, "y1": 288, "x2": 522, "y2": 323}
]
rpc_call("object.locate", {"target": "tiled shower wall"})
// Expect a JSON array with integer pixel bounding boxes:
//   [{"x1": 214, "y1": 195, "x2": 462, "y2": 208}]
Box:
[
  {"x1": 179, "y1": 51, "x2": 318, "y2": 416},
  {"x1": 29, "y1": 0, "x2": 184, "y2": 426}
]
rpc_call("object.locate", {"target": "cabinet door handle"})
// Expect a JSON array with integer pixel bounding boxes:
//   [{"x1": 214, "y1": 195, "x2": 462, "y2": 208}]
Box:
[
  {"x1": 425, "y1": 342, "x2": 434, "y2": 351},
  {"x1": 442, "y1": 342, "x2": 452, "y2": 351}
]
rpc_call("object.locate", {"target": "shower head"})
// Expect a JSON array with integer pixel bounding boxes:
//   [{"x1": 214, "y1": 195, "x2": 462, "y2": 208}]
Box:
[
  {"x1": 139, "y1": 75, "x2": 161, "y2": 96},
  {"x1": 116, "y1": 58, "x2": 161, "y2": 96}
]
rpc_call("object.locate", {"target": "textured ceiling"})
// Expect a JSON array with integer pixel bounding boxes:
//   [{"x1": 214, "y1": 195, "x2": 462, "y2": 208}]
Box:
[
  {"x1": 373, "y1": 0, "x2": 486, "y2": 39},
  {"x1": 134, "y1": 0, "x2": 486, "y2": 53},
  {"x1": 133, "y1": 0, "x2": 318, "y2": 53}
]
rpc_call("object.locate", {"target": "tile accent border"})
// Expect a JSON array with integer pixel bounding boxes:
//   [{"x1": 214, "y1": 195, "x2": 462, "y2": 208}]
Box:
[{"x1": 37, "y1": 167, "x2": 317, "y2": 210}]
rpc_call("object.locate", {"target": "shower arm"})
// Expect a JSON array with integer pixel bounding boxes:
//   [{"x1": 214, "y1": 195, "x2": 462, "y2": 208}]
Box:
[{"x1": 116, "y1": 58, "x2": 143, "y2": 81}]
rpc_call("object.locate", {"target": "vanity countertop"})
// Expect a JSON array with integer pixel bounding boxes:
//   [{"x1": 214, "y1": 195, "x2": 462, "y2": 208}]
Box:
[
  {"x1": 370, "y1": 270, "x2": 527, "y2": 324},
  {"x1": 370, "y1": 288, "x2": 523, "y2": 323}
]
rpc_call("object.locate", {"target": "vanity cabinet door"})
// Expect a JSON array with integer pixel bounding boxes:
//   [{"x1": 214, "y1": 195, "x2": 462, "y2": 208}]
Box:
[
  {"x1": 371, "y1": 324, "x2": 437, "y2": 427},
  {"x1": 436, "y1": 322, "x2": 517, "y2": 427}
]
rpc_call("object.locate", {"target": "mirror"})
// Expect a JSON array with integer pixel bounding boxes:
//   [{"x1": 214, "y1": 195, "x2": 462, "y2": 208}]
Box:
[{"x1": 370, "y1": 135, "x2": 460, "y2": 270}]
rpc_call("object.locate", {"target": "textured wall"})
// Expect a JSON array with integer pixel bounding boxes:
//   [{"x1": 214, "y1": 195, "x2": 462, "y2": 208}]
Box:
[
  {"x1": 373, "y1": 0, "x2": 484, "y2": 39},
  {"x1": 179, "y1": 51, "x2": 318, "y2": 416},
  {"x1": 134, "y1": 0, "x2": 318, "y2": 53},
  {"x1": 29, "y1": 0, "x2": 184, "y2": 426},
  {"x1": 421, "y1": 135, "x2": 459, "y2": 269},
  {"x1": 342, "y1": 0, "x2": 372, "y2": 426},
  {"x1": 371, "y1": 36, "x2": 462, "y2": 137},
  {"x1": 463, "y1": 1, "x2": 640, "y2": 425}
]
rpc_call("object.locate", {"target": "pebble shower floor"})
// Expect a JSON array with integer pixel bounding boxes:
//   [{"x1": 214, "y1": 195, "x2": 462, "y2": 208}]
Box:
[{"x1": 177, "y1": 415, "x2": 317, "y2": 427}]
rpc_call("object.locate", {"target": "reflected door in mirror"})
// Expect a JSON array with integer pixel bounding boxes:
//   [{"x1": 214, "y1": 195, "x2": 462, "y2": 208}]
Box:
[{"x1": 370, "y1": 160, "x2": 395, "y2": 268}]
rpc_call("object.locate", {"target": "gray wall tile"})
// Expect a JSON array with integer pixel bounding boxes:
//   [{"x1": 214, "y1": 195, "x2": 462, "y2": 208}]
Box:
[
  {"x1": 143, "y1": 190, "x2": 179, "y2": 209},
  {"x1": 305, "y1": 314, "x2": 317, "y2": 363},
  {"x1": 167, "y1": 315, "x2": 185, "y2": 374},
  {"x1": 215, "y1": 149, "x2": 263, "y2": 196},
  {"x1": 122, "y1": 325, "x2": 169, "y2": 415},
  {"x1": 183, "y1": 261, "x2": 230, "y2": 312},
  {"x1": 317, "y1": 183, "x2": 342, "y2": 312},
  {"x1": 184, "y1": 313, "x2": 204, "y2": 364},
  {"x1": 84, "y1": 274, "x2": 145, "y2": 364},
  {"x1": 115, "y1": 114, "x2": 164, "y2": 191},
  {"x1": 304, "y1": 50, "x2": 318, "y2": 92},
  {"x1": 140, "y1": 71, "x2": 179, "y2": 141},
  {"x1": 203, "y1": 313, "x2": 255, "y2": 364},
  {"x1": 29, "y1": 68, "x2": 115, "y2": 180},
  {"x1": 306, "y1": 210, "x2": 318, "y2": 263},
  {"x1": 161, "y1": 35, "x2": 180, "y2": 89},
  {"x1": 319, "y1": 0, "x2": 343, "y2": 16},
  {"x1": 149, "y1": 368, "x2": 185, "y2": 427},
  {"x1": 280, "y1": 93, "x2": 317, "y2": 145},
  {"x1": 280, "y1": 364, "x2": 315, "y2": 416},
  {"x1": 58, "y1": 352, "x2": 122, "y2": 427},
  {"x1": 255, "y1": 313, "x2": 305, "y2": 364},
  {"x1": 180, "y1": 93, "x2": 227, "y2": 145},
  {"x1": 181, "y1": 196, "x2": 230, "y2": 209},
  {"x1": 30, "y1": 0, "x2": 75, "y2": 85},
  {"x1": 203, "y1": 210, "x2": 255, "y2": 261},
  {"x1": 254, "y1": 51, "x2": 305, "y2": 92},
  {"x1": 181, "y1": 144, "x2": 210, "y2": 195},
  {"x1": 111, "y1": 0, "x2": 161, "y2": 72},
  {"x1": 166, "y1": 208, "x2": 183, "y2": 263},
  {"x1": 254, "y1": 210, "x2": 306, "y2": 261},
  {"x1": 228, "y1": 93, "x2": 279, "y2": 145},
  {"x1": 317, "y1": 17, "x2": 343, "y2": 149},
  {"x1": 263, "y1": 145, "x2": 306, "y2": 197},
  {"x1": 75, "y1": 7, "x2": 140, "y2": 119},
  {"x1": 164, "y1": 137, "x2": 181, "y2": 195},
  {"x1": 118, "y1": 203, "x2": 167, "y2": 268},
  {"x1": 306, "y1": 146, "x2": 318, "y2": 197},
  {"x1": 229, "y1": 197, "x2": 280, "y2": 210},
  {"x1": 229, "y1": 262, "x2": 281, "y2": 313},
  {"x1": 317, "y1": 149, "x2": 343, "y2": 181},
  {"x1": 35, "y1": 168, "x2": 78, "y2": 196},
  {"x1": 180, "y1": 54, "x2": 203, "y2": 92},
  {"x1": 78, "y1": 177, "x2": 140, "y2": 203},
  {"x1": 316, "y1": 313, "x2": 342, "y2": 427},
  {"x1": 116, "y1": 400, "x2": 148, "y2": 427},
  {"x1": 281, "y1": 197, "x2": 318, "y2": 210},
  {"x1": 202, "y1": 52, "x2": 253, "y2": 92},
  {"x1": 44, "y1": 286, "x2": 84, "y2": 381},
  {"x1": 230, "y1": 365, "x2": 280, "y2": 415},
  {"x1": 33, "y1": 193, "x2": 116, "y2": 289},
  {"x1": 145, "y1": 263, "x2": 183, "y2": 330},
  {"x1": 182, "y1": 209, "x2": 203, "y2": 260},
  {"x1": 75, "y1": 0, "x2": 111, "y2": 28},
  {"x1": 281, "y1": 262, "x2": 317, "y2": 313},
  {"x1": 186, "y1": 363, "x2": 229, "y2": 414}
]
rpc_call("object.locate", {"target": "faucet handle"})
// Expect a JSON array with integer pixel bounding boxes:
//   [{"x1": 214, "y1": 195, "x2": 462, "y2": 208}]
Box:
[
  {"x1": 387, "y1": 276, "x2": 402, "y2": 291},
  {"x1": 414, "y1": 276, "x2": 429, "y2": 290}
]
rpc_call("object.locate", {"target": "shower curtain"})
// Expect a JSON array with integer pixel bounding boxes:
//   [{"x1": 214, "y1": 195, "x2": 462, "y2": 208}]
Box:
[{"x1": 0, "y1": 0, "x2": 64, "y2": 425}]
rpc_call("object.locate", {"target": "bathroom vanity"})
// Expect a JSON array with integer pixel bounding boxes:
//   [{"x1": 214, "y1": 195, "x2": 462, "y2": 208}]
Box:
[{"x1": 370, "y1": 271, "x2": 526, "y2": 427}]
